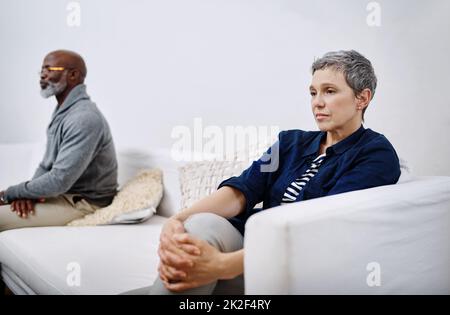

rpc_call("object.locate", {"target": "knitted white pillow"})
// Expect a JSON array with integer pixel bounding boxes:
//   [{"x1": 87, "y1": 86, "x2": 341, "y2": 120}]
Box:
[
  {"x1": 179, "y1": 160, "x2": 248, "y2": 210},
  {"x1": 178, "y1": 140, "x2": 273, "y2": 210},
  {"x1": 67, "y1": 169, "x2": 163, "y2": 226}
]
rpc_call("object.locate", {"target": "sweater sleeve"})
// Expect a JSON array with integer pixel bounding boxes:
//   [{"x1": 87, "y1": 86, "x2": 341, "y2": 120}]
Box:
[
  {"x1": 4, "y1": 115, "x2": 103, "y2": 200},
  {"x1": 31, "y1": 162, "x2": 48, "y2": 180}
]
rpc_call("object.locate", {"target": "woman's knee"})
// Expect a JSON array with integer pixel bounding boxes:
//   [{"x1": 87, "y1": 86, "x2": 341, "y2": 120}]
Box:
[
  {"x1": 184, "y1": 213, "x2": 226, "y2": 234},
  {"x1": 183, "y1": 212, "x2": 243, "y2": 252}
]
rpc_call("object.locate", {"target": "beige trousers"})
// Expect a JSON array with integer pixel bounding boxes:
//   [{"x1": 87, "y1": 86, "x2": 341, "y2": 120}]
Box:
[{"x1": 0, "y1": 194, "x2": 99, "y2": 232}]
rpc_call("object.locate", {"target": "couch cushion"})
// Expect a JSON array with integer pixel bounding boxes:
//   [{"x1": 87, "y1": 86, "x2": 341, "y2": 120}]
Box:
[
  {"x1": 178, "y1": 160, "x2": 249, "y2": 210},
  {"x1": 117, "y1": 148, "x2": 183, "y2": 218},
  {"x1": 67, "y1": 169, "x2": 163, "y2": 226},
  {"x1": 0, "y1": 215, "x2": 167, "y2": 294},
  {"x1": 398, "y1": 157, "x2": 414, "y2": 183}
]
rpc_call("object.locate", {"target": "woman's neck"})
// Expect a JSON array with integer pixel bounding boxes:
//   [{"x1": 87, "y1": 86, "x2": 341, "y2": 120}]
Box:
[{"x1": 324, "y1": 122, "x2": 362, "y2": 148}]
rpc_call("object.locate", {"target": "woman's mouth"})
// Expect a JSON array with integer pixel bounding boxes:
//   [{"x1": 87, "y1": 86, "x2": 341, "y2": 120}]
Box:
[{"x1": 315, "y1": 114, "x2": 329, "y2": 120}]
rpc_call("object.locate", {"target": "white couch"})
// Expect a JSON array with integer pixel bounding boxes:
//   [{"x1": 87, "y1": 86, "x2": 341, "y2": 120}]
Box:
[{"x1": 0, "y1": 143, "x2": 449, "y2": 294}]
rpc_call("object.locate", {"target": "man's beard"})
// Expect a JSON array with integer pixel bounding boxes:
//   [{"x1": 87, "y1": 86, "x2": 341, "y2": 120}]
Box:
[{"x1": 40, "y1": 80, "x2": 67, "y2": 98}]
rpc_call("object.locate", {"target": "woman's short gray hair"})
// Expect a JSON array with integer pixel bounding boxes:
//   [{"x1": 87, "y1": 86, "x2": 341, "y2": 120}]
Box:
[{"x1": 311, "y1": 50, "x2": 377, "y2": 121}]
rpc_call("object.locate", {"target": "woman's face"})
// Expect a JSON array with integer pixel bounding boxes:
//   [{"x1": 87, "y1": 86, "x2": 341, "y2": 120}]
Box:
[{"x1": 310, "y1": 68, "x2": 362, "y2": 133}]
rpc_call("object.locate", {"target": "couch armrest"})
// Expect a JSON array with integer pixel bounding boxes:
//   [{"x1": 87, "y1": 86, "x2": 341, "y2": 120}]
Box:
[{"x1": 244, "y1": 176, "x2": 450, "y2": 294}]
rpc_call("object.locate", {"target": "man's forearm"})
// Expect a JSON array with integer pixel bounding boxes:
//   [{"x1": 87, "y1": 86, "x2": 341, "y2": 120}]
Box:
[{"x1": 4, "y1": 171, "x2": 65, "y2": 201}]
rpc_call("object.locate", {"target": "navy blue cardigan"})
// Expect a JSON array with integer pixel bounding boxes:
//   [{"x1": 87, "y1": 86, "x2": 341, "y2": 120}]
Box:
[{"x1": 219, "y1": 125, "x2": 401, "y2": 235}]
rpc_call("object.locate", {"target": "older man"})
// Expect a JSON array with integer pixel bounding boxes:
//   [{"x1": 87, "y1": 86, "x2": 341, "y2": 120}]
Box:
[{"x1": 0, "y1": 50, "x2": 118, "y2": 231}]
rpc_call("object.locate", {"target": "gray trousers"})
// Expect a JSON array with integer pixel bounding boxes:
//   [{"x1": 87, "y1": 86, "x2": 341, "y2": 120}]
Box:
[{"x1": 123, "y1": 212, "x2": 244, "y2": 295}]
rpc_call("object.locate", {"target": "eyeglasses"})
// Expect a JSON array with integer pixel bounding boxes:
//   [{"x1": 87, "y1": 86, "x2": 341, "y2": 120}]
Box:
[{"x1": 38, "y1": 66, "x2": 72, "y2": 76}]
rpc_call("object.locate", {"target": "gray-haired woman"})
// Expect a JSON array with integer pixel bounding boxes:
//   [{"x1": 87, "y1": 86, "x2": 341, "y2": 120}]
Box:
[{"x1": 125, "y1": 50, "x2": 400, "y2": 295}]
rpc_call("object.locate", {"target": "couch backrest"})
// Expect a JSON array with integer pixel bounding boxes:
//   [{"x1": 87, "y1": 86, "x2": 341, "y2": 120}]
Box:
[
  {"x1": 0, "y1": 142, "x2": 45, "y2": 189},
  {"x1": 0, "y1": 143, "x2": 183, "y2": 218},
  {"x1": 0, "y1": 142, "x2": 414, "y2": 219}
]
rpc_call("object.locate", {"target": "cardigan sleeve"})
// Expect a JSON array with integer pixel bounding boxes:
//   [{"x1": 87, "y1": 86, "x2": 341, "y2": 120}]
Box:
[{"x1": 218, "y1": 131, "x2": 285, "y2": 213}]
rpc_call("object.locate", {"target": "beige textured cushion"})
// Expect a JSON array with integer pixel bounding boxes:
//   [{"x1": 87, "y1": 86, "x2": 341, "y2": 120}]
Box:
[{"x1": 67, "y1": 169, "x2": 163, "y2": 226}]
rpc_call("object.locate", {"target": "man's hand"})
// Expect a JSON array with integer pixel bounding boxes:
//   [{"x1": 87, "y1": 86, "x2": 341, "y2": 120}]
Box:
[
  {"x1": 0, "y1": 191, "x2": 6, "y2": 206},
  {"x1": 10, "y1": 198, "x2": 46, "y2": 219}
]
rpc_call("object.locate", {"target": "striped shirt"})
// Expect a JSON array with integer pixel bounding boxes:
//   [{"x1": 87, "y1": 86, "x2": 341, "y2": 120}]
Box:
[{"x1": 281, "y1": 153, "x2": 326, "y2": 204}]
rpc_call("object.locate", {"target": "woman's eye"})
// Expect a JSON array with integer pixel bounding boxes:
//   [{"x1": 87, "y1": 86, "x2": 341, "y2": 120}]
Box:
[
  {"x1": 310, "y1": 91, "x2": 316, "y2": 96},
  {"x1": 326, "y1": 89, "x2": 335, "y2": 94}
]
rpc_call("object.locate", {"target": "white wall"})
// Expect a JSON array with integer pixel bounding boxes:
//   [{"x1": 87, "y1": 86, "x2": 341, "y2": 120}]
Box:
[{"x1": 1, "y1": 0, "x2": 449, "y2": 175}]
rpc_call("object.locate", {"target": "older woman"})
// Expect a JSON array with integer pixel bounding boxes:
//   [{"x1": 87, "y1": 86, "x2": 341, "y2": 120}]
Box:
[{"x1": 128, "y1": 50, "x2": 401, "y2": 295}]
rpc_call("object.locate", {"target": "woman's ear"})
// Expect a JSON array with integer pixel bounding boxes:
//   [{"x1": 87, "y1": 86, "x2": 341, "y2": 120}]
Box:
[{"x1": 356, "y1": 88, "x2": 372, "y2": 109}]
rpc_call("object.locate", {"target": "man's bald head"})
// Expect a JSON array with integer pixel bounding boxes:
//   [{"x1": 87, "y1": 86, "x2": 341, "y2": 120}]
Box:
[
  {"x1": 44, "y1": 50, "x2": 87, "y2": 83},
  {"x1": 40, "y1": 50, "x2": 88, "y2": 104}
]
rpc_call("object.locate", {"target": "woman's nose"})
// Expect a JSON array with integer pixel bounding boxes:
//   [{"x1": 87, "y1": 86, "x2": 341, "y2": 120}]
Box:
[{"x1": 312, "y1": 95, "x2": 325, "y2": 108}]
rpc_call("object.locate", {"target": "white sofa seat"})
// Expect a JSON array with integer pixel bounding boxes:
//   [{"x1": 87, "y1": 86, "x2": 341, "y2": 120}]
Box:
[{"x1": 0, "y1": 215, "x2": 166, "y2": 294}]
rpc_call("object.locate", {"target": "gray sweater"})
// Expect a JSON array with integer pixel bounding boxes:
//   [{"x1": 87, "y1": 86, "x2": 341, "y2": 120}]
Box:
[{"x1": 5, "y1": 84, "x2": 118, "y2": 206}]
